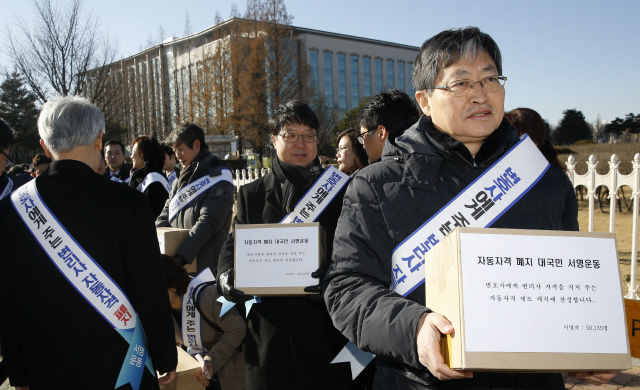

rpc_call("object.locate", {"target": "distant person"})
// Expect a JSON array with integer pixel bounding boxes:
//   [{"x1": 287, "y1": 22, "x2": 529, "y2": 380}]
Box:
[
  {"x1": 335, "y1": 128, "x2": 368, "y2": 176},
  {"x1": 129, "y1": 136, "x2": 170, "y2": 218},
  {"x1": 0, "y1": 118, "x2": 31, "y2": 200},
  {"x1": 161, "y1": 142, "x2": 180, "y2": 190},
  {"x1": 0, "y1": 96, "x2": 177, "y2": 389},
  {"x1": 156, "y1": 123, "x2": 234, "y2": 273},
  {"x1": 358, "y1": 89, "x2": 420, "y2": 163},
  {"x1": 103, "y1": 139, "x2": 130, "y2": 183},
  {"x1": 162, "y1": 255, "x2": 246, "y2": 390},
  {"x1": 504, "y1": 107, "x2": 564, "y2": 170},
  {"x1": 31, "y1": 153, "x2": 52, "y2": 177}
]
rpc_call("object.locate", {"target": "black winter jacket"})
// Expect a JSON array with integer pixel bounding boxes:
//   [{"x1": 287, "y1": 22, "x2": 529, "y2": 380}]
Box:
[
  {"x1": 130, "y1": 166, "x2": 169, "y2": 219},
  {"x1": 324, "y1": 116, "x2": 577, "y2": 389}
]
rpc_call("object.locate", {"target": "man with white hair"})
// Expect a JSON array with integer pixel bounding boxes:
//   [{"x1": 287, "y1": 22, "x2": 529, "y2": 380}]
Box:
[{"x1": 0, "y1": 96, "x2": 177, "y2": 390}]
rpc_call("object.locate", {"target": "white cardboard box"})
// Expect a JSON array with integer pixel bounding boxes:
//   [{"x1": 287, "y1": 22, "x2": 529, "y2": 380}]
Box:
[
  {"x1": 423, "y1": 227, "x2": 631, "y2": 372},
  {"x1": 234, "y1": 222, "x2": 326, "y2": 295}
]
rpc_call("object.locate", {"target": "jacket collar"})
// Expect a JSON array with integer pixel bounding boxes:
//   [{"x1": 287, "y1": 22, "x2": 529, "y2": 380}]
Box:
[
  {"x1": 384, "y1": 115, "x2": 518, "y2": 189},
  {"x1": 41, "y1": 159, "x2": 97, "y2": 178},
  {"x1": 188, "y1": 151, "x2": 213, "y2": 184}
]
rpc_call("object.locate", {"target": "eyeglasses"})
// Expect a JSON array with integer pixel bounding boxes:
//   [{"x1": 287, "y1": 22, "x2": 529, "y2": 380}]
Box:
[
  {"x1": 278, "y1": 133, "x2": 317, "y2": 143},
  {"x1": 336, "y1": 146, "x2": 350, "y2": 155},
  {"x1": 1, "y1": 149, "x2": 13, "y2": 169},
  {"x1": 434, "y1": 75, "x2": 507, "y2": 96},
  {"x1": 357, "y1": 128, "x2": 378, "y2": 144}
]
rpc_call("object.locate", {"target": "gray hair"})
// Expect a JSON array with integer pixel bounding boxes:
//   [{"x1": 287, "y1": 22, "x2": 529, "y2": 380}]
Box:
[
  {"x1": 412, "y1": 27, "x2": 502, "y2": 95},
  {"x1": 38, "y1": 96, "x2": 105, "y2": 155}
]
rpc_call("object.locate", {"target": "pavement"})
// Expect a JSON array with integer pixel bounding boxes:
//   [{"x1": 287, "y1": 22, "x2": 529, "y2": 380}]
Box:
[{"x1": 564, "y1": 358, "x2": 640, "y2": 388}]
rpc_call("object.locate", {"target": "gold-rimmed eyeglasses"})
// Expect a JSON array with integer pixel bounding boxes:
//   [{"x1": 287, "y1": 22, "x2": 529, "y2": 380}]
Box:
[{"x1": 434, "y1": 75, "x2": 507, "y2": 96}]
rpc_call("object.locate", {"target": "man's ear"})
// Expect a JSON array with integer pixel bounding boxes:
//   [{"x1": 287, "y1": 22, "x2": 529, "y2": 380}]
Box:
[
  {"x1": 39, "y1": 139, "x2": 53, "y2": 159},
  {"x1": 415, "y1": 90, "x2": 431, "y2": 116},
  {"x1": 193, "y1": 139, "x2": 201, "y2": 153},
  {"x1": 94, "y1": 130, "x2": 104, "y2": 152},
  {"x1": 378, "y1": 125, "x2": 389, "y2": 142}
]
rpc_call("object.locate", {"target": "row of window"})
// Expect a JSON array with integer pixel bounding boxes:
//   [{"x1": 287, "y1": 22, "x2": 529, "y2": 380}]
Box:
[{"x1": 310, "y1": 50, "x2": 415, "y2": 111}]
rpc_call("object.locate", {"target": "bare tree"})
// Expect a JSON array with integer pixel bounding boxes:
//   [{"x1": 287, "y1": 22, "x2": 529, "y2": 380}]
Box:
[{"x1": 4, "y1": 0, "x2": 119, "y2": 105}]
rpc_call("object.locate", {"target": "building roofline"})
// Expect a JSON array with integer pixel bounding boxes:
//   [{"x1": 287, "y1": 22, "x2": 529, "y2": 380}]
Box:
[
  {"x1": 293, "y1": 26, "x2": 419, "y2": 51},
  {"x1": 113, "y1": 17, "x2": 419, "y2": 65}
]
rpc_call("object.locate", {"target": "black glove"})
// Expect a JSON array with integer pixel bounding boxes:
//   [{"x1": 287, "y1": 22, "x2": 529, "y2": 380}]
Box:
[
  {"x1": 218, "y1": 269, "x2": 250, "y2": 303},
  {"x1": 304, "y1": 265, "x2": 328, "y2": 303}
]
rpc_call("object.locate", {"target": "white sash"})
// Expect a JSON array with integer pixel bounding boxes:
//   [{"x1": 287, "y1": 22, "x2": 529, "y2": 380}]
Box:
[
  {"x1": 11, "y1": 179, "x2": 153, "y2": 388},
  {"x1": 167, "y1": 170, "x2": 177, "y2": 190},
  {"x1": 168, "y1": 170, "x2": 233, "y2": 222},
  {"x1": 391, "y1": 135, "x2": 550, "y2": 297},
  {"x1": 280, "y1": 166, "x2": 350, "y2": 224},
  {"x1": 182, "y1": 268, "x2": 216, "y2": 355},
  {"x1": 110, "y1": 175, "x2": 123, "y2": 183},
  {"x1": 136, "y1": 172, "x2": 170, "y2": 193},
  {"x1": 1, "y1": 177, "x2": 13, "y2": 200}
]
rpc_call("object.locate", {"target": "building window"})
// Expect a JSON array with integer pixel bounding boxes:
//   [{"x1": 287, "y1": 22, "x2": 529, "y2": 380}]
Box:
[
  {"x1": 409, "y1": 63, "x2": 415, "y2": 97},
  {"x1": 363, "y1": 57, "x2": 371, "y2": 98},
  {"x1": 324, "y1": 52, "x2": 333, "y2": 106},
  {"x1": 351, "y1": 55, "x2": 359, "y2": 107},
  {"x1": 398, "y1": 61, "x2": 405, "y2": 92},
  {"x1": 310, "y1": 50, "x2": 319, "y2": 94},
  {"x1": 387, "y1": 60, "x2": 394, "y2": 89},
  {"x1": 375, "y1": 58, "x2": 382, "y2": 94},
  {"x1": 338, "y1": 54, "x2": 346, "y2": 111}
]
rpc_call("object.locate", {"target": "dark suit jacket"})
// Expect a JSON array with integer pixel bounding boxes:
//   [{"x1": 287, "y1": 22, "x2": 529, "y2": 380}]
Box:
[
  {"x1": 0, "y1": 160, "x2": 177, "y2": 390},
  {"x1": 217, "y1": 170, "x2": 353, "y2": 390},
  {"x1": 104, "y1": 162, "x2": 131, "y2": 181}
]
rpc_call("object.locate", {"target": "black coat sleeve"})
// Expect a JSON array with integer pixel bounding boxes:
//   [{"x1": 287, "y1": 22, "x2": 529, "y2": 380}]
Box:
[
  {"x1": 123, "y1": 195, "x2": 178, "y2": 374},
  {"x1": 323, "y1": 176, "x2": 429, "y2": 369}
]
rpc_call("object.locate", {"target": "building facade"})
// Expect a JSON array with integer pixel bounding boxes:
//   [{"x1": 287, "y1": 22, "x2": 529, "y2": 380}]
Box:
[{"x1": 92, "y1": 18, "x2": 419, "y2": 147}]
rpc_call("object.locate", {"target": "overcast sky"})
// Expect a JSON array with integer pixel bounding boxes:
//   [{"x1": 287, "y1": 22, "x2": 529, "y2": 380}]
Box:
[{"x1": 2, "y1": 0, "x2": 639, "y2": 126}]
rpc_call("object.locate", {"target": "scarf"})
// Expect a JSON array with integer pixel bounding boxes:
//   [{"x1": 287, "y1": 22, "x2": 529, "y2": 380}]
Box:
[
  {"x1": 176, "y1": 151, "x2": 208, "y2": 190},
  {"x1": 271, "y1": 156, "x2": 322, "y2": 213}
]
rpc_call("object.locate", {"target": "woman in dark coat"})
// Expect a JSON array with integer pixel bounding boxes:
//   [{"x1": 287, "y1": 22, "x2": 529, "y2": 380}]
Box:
[
  {"x1": 217, "y1": 101, "x2": 355, "y2": 390},
  {"x1": 129, "y1": 136, "x2": 170, "y2": 218}
]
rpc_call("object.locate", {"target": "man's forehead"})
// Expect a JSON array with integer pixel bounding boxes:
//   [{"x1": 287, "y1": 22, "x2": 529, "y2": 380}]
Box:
[
  {"x1": 282, "y1": 126, "x2": 315, "y2": 133},
  {"x1": 440, "y1": 54, "x2": 498, "y2": 80},
  {"x1": 106, "y1": 145, "x2": 122, "y2": 153}
]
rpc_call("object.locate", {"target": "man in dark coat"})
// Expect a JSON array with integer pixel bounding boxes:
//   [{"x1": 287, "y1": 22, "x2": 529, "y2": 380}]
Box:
[
  {"x1": 324, "y1": 27, "x2": 617, "y2": 390},
  {"x1": 156, "y1": 123, "x2": 234, "y2": 273},
  {"x1": 0, "y1": 118, "x2": 31, "y2": 200},
  {"x1": 0, "y1": 96, "x2": 177, "y2": 390},
  {"x1": 103, "y1": 139, "x2": 131, "y2": 182},
  {"x1": 217, "y1": 101, "x2": 353, "y2": 390}
]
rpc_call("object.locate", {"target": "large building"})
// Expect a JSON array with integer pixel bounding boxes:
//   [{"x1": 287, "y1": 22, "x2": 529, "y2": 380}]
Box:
[{"x1": 93, "y1": 18, "x2": 419, "y2": 152}]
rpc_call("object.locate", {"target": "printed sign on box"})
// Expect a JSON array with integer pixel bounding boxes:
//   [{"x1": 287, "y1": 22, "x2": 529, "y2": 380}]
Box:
[
  {"x1": 234, "y1": 223, "x2": 325, "y2": 295},
  {"x1": 424, "y1": 227, "x2": 631, "y2": 372}
]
